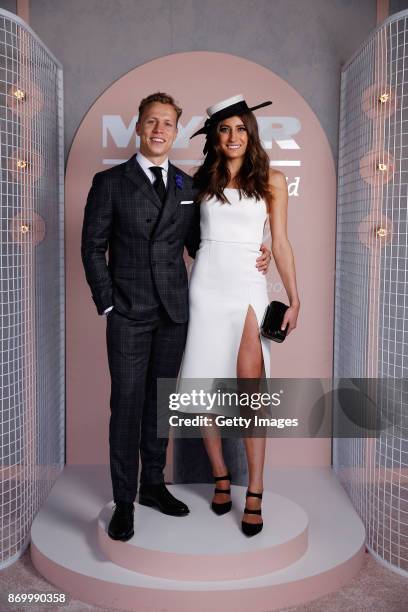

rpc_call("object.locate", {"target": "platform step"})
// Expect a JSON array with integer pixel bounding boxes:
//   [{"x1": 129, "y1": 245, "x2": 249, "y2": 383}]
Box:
[
  {"x1": 98, "y1": 485, "x2": 309, "y2": 580},
  {"x1": 30, "y1": 466, "x2": 366, "y2": 612}
]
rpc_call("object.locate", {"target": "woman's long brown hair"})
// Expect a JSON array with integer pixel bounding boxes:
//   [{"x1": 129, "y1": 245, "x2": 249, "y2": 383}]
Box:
[{"x1": 193, "y1": 111, "x2": 273, "y2": 210}]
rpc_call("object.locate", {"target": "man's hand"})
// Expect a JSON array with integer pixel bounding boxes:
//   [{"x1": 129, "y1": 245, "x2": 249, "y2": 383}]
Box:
[{"x1": 256, "y1": 243, "x2": 271, "y2": 274}]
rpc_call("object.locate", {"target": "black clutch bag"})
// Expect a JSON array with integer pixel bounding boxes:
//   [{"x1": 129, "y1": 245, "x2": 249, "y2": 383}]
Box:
[{"x1": 260, "y1": 300, "x2": 289, "y2": 343}]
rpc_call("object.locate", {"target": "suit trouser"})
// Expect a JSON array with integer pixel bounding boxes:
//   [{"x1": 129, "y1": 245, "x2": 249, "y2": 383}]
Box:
[{"x1": 106, "y1": 306, "x2": 188, "y2": 503}]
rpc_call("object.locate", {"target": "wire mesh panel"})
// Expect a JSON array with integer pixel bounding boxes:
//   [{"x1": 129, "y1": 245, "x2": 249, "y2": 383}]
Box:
[
  {"x1": 334, "y1": 9, "x2": 408, "y2": 575},
  {"x1": 0, "y1": 11, "x2": 64, "y2": 568}
]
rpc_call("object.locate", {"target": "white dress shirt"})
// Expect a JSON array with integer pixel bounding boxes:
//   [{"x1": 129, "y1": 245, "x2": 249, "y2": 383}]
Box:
[
  {"x1": 103, "y1": 152, "x2": 169, "y2": 316},
  {"x1": 136, "y1": 151, "x2": 169, "y2": 187}
]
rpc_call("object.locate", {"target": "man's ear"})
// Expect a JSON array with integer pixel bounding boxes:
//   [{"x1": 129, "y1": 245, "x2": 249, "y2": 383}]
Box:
[{"x1": 135, "y1": 122, "x2": 141, "y2": 136}]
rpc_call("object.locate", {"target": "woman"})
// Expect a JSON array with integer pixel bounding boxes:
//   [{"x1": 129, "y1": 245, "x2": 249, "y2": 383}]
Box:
[{"x1": 178, "y1": 95, "x2": 300, "y2": 536}]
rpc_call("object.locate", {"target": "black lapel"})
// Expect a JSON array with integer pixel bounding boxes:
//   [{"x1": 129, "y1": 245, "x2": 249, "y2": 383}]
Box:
[
  {"x1": 123, "y1": 154, "x2": 162, "y2": 211},
  {"x1": 152, "y1": 162, "x2": 179, "y2": 235}
]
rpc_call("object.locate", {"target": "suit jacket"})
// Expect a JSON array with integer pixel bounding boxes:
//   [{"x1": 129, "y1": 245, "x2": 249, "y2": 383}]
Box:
[{"x1": 81, "y1": 154, "x2": 200, "y2": 323}]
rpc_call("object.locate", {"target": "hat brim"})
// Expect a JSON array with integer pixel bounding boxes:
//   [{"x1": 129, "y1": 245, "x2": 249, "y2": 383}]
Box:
[{"x1": 191, "y1": 99, "x2": 272, "y2": 139}]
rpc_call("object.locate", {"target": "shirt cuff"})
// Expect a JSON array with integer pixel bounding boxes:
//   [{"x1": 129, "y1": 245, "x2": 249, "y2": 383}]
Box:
[{"x1": 103, "y1": 306, "x2": 114, "y2": 315}]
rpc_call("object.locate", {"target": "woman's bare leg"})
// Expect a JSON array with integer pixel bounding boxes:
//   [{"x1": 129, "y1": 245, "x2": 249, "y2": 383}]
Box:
[
  {"x1": 237, "y1": 306, "x2": 266, "y2": 525},
  {"x1": 201, "y1": 426, "x2": 231, "y2": 504}
]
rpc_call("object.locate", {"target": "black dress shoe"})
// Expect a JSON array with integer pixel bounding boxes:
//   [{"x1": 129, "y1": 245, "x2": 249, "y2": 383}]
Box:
[
  {"x1": 138, "y1": 483, "x2": 189, "y2": 516},
  {"x1": 108, "y1": 501, "x2": 134, "y2": 541}
]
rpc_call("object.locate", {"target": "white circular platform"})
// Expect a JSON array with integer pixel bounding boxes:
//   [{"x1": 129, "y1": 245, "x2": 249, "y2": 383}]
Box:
[
  {"x1": 30, "y1": 466, "x2": 366, "y2": 612},
  {"x1": 98, "y1": 484, "x2": 309, "y2": 580}
]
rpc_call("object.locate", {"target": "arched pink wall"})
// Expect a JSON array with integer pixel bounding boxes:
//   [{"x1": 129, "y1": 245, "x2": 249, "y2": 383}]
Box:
[{"x1": 65, "y1": 52, "x2": 335, "y2": 467}]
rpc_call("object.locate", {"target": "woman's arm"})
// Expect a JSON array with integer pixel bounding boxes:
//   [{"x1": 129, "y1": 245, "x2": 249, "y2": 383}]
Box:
[{"x1": 268, "y1": 170, "x2": 300, "y2": 334}]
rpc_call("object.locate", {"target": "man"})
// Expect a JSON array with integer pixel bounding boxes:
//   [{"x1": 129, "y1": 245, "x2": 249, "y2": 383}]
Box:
[{"x1": 81, "y1": 92, "x2": 270, "y2": 541}]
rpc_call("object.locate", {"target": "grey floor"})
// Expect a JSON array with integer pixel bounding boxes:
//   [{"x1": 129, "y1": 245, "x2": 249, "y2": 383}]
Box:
[{"x1": 0, "y1": 547, "x2": 407, "y2": 611}]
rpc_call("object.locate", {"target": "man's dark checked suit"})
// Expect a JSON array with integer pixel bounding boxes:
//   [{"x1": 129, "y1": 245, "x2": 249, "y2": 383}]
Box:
[{"x1": 81, "y1": 154, "x2": 200, "y2": 505}]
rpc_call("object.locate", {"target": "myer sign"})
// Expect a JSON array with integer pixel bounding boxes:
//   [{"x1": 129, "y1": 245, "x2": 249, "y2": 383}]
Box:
[
  {"x1": 102, "y1": 114, "x2": 302, "y2": 196},
  {"x1": 102, "y1": 114, "x2": 301, "y2": 154}
]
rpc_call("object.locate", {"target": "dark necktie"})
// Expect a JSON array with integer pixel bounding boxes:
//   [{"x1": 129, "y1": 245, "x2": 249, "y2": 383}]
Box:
[{"x1": 149, "y1": 166, "x2": 166, "y2": 205}]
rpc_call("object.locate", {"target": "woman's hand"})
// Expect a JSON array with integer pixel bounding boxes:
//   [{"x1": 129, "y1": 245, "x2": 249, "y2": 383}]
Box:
[
  {"x1": 281, "y1": 302, "x2": 300, "y2": 335},
  {"x1": 256, "y1": 243, "x2": 271, "y2": 274}
]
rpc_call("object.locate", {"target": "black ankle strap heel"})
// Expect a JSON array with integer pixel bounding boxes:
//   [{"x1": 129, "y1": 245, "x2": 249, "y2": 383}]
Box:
[
  {"x1": 211, "y1": 473, "x2": 232, "y2": 516},
  {"x1": 242, "y1": 490, "x2": 263, "y2": 536}
]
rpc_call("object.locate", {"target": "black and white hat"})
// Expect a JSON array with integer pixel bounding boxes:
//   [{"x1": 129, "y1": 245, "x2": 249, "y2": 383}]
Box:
[{"x1": 191, "y1": 94, "x2": 272, "y2": 152}]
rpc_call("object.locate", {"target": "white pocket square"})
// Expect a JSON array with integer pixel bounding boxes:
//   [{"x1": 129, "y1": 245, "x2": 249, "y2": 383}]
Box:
[{"x1": 180, "y1": 200, "x2": 194, "y2": 205}]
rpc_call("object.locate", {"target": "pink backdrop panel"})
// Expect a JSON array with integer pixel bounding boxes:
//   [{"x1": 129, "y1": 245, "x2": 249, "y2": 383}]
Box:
[{"x1": 65, "y1": 52, "x2": 335, "y2": 466}]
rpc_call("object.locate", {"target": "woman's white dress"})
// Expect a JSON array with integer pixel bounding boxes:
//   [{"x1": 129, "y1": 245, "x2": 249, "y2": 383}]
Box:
[{"x1": 178, "y1": 188, "x2": 270, "y2": 401}]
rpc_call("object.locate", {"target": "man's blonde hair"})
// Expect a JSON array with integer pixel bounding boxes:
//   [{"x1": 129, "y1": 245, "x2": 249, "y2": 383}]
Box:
[{"x1": 138, "y1": 92, "x2": 182, "y2": 123}]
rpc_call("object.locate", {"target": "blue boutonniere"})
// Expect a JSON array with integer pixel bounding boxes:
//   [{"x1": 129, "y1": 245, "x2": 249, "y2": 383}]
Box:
[{"x1": 175, "y1": 173, "x2": 183, "y2": 190}]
